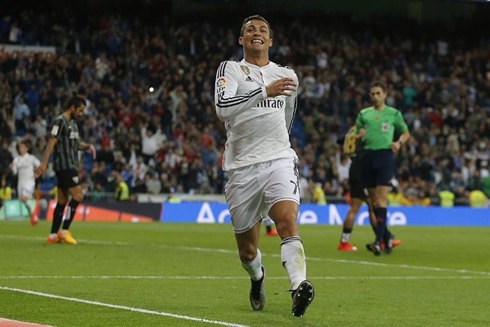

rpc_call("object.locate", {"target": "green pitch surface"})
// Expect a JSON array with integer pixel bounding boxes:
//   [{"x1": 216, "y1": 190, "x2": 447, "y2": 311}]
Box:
[{"x1": 1, "y1": 221, "x2": 489, "y2": 327}]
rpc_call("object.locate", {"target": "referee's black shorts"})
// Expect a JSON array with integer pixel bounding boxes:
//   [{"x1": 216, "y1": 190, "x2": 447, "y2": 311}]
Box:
[
  {"x1": 360, "y1": 149, "x2": 395, "y2": 189},
  {"x1": 349, "y1": 159, "x2": 366, "y2": 200},
  {"x1": 56, "y1": 169, "x2": 80, "y2": 190}
]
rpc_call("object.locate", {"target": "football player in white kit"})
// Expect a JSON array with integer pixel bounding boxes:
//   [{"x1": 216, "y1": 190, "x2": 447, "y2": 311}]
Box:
[
  {"x1": 214, "y1": 15, "x2": 314, "y2": 317},
  {"x1": 13, "y1": 141, "x2": 40, "y2": 225}
]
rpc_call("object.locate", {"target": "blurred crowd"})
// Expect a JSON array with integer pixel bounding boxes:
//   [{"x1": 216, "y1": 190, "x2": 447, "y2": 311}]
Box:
[{"x1": 0, "y1": 10, "x2": 489, "y2": 206}]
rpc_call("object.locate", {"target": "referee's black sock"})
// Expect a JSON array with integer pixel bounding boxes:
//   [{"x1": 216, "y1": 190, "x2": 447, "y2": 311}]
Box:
[
  {"x1": 62, "y1": 200, "x2": 80, "y2": 230},
  {"x1": 51, "y1": 203, "x2": 65, "y2": 234},
  {"x1": 374, "y1": 208, "x2": 387, "y2": 243}
]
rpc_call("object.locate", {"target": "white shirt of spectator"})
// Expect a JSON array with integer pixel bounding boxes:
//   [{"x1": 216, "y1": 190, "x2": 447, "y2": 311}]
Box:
[
  {"x1": 13, "y1": 153, "x2": 40, "y2": 187},
  {"x1": 214, "y1": 59, "x2": 298, "y2": 171}
]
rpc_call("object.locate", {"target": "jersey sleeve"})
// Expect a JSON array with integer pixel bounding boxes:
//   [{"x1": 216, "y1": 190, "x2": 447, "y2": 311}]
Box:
[
  {"x1": 285, "y1": 72, "x2": 299, "y2": 134},
  {"x1": 50, "y1": 118, "x2": 64, "y2": 140},
  {"x1": 355, "y1": 111, "x2": 365, "y2": 130},
  {"x1": 214, "y1": 61, "x2": 267, "y2": 121},
  {"x1": 394, "y1": 111, "x2": 408, "y2": 133},
  {"x1": 12, "y1": 157, "x2": 18, "y2": 175},
  {"x1": 32, "y1": 155, "x2": 41, "y2": 168}
]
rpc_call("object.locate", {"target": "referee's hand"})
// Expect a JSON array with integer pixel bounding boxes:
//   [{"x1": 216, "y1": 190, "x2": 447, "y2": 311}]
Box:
[{"x1": 390, "y1": 141, "x2": 401, "y2": 153}]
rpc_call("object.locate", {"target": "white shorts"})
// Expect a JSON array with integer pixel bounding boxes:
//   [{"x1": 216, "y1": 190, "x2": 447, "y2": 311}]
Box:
[
  {"x1": 225, "y1": 157, "x2": 300, "y2": 234},
  {"x1": 18, "y1": 182, "x2": 35, "y2": 198}
]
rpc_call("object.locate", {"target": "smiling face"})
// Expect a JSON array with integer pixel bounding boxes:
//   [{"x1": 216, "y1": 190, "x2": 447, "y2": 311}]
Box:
[{"x1": 239, "y1": 19, "x2": 273, "y2": 55}]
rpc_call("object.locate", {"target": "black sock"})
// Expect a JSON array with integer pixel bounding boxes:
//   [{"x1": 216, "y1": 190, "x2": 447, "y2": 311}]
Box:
[
  {"x1": 342, "y1": 227, "x2": 352, "y2": 234},
  {"x1": 62, "y1": 200, "x2": 80, "y2": 230},
  {"x1": 51, "y1": 203, "x2": 66, "y2": 234},
  {"x1": 266, "y1": 225, "x2": 272, "y2": 232},
  {"x1": 374, "y1": 208, "x2": 387, "y2": 243}
]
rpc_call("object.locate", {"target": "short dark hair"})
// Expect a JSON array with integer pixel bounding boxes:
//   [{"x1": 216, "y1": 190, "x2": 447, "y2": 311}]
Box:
[
  {"x1": 371, "y1": 81, "x2": 387, "y2": 92},
  {"x1": 240, "y1": 15, "x2": 273, "y2": 38},
  {"x1": 64, "y1": 92, "x2": 86, "y2": 111}
]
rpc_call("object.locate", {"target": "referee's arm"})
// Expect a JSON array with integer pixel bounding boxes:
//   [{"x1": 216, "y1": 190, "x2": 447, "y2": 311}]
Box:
[{"x1": 391, "y1": 113, "x2": 410, "y2": 152}]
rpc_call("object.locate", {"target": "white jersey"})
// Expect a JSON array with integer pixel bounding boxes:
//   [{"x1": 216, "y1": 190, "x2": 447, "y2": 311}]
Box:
[
  {"x1": 13, "y1": 153, "x2": 40, "y2": 186},
  {"x1": 215, "y1": 59, "x2": 298, "y2": 171}
]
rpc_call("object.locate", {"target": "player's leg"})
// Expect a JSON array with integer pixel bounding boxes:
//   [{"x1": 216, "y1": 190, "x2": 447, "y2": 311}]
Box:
[
  {"x1": 265, "y1": 158, "x2": 313, "y2": 317},
  {"x1": 47, "y1": 187, "x2": 68, "y2": 243},
  {"x1": 63, "y1": 184, "x2": 83, "y2": 231},
  {"x1": 338, "y1": 197, "x2": 363, "y2": 251},
  {"x1": 234, "y1": 220, "x2": 265, "y2": 310},
  {"x1": 55, "y1": 169, "x2": 83, "y2": 244},
  {"x1": 263, "y1": 217, "x2": 278, "y2": 236},
  {"x1": 19, "y1": 185, "x2": 38, "y2": 226},
  {"x1": 226, "y1": 164, "x2": 266, "y2": 310}
]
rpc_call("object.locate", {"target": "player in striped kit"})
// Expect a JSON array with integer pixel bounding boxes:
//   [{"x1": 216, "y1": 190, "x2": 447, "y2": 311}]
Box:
[
  {"x1": 13, "y1": 140, "x2": 40, "y2": 226},
  {"x1": 35, "y1": 94, "x2": 96, "y2": 244},
  {"x1": 215, "y1": 15, "x2": 314, "y2": 317}
]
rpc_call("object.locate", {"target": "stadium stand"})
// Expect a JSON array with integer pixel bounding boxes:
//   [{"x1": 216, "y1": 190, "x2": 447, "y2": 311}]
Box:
[{"x1": 0, "y1": 6, "x2": 488, "y2": 207}]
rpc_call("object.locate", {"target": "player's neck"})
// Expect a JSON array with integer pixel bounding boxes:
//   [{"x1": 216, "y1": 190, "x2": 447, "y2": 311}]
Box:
[
  {"x1": 243, "y1": 53, "x2": 270, "y2": 67},
  {"x1": 63, "y1": 111, "x2": 72, "y2": 121},
  {"x1": 374, "y1": 104, "x2": 385, "y2": 111}
]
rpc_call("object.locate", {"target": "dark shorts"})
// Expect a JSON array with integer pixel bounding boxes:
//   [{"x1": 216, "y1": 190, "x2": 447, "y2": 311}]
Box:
[
  {"x1": 56, "y1": 169, "x2": 80, "y2": 190},
  {"x1": 349, "y1": 159, "x2": 366, "y2": 199},
  {"x1": 360, "y1": 149, "x2": 394, "y2": 188}
]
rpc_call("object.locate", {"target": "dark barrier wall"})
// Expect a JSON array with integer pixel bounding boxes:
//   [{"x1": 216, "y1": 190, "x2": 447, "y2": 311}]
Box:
[{"x1": 45, "y1": 200, "x2": 162, "y2": 222}]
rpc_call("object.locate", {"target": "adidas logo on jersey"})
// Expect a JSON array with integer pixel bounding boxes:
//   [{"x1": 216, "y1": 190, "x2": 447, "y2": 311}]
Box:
[{"x1": 245, "y1": 76, "x2": 254, "y2": 82}]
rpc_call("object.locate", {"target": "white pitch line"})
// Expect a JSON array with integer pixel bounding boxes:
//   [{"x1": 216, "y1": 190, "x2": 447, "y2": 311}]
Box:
[
  {"x1": 2, "y1": 234, "x2": 490, "y2": 276},
  {"x1": 0, "y1": 287, "x2": 249, "y2": 327},
  {"x1": 0, "y1": 275, "x2": 489, "y2": 280}
]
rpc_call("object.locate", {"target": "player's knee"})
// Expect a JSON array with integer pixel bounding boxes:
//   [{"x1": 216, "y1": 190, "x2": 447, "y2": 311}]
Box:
[{"x1": 238, "y1": 247, "x2": 257, "y2": 262}]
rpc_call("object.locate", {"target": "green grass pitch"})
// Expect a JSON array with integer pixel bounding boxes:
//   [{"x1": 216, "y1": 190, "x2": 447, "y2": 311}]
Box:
[{"x1": 1, "y1": 220, "x2": 489, "y2": 326}]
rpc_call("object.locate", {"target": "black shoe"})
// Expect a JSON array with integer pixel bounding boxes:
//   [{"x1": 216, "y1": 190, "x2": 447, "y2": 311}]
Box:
[
  {"x1": 384, "y1": 233, "x2": 394, "y2": 254},
  {"x1": 366, "y1": 242, "x2": 381, "y2": 256},
  {"x1": 250, "y1": 266, "x2": 265, "y2": 311},
  {"x1": 291, "y1": 280, "x2": 315, "y2": 317}
]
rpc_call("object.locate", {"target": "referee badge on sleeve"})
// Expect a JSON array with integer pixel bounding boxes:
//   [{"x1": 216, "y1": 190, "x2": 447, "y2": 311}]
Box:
[{"x1": 73, "y1": 176, "x2": 79, "y2": 183}]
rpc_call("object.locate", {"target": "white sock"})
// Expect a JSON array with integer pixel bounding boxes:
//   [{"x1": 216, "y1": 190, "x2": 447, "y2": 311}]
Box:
[
  {"x1": 341, "y1": 232, "x2": 351, "y2": 243},
  {"x1": 25, "y1": 201, "x2": 32, "y2": 212},
  {"x1": 281, "y1": 236, "x2": 306, "y2": 290},
  {"x1": 49, "y1": 233, "x2": 57, "y2": 238},
  {"x1": 240, "y1": 248, "x2": 263, "y2": 281}
]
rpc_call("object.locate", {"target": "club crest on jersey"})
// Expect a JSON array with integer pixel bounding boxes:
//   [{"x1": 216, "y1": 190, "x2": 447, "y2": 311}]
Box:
[
  {"x1": 240, "y1": 66, "x2": 250, "y2": 75},
  {"x1": 72, "y1": 176, "x2": 79, "y2": 184}
]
